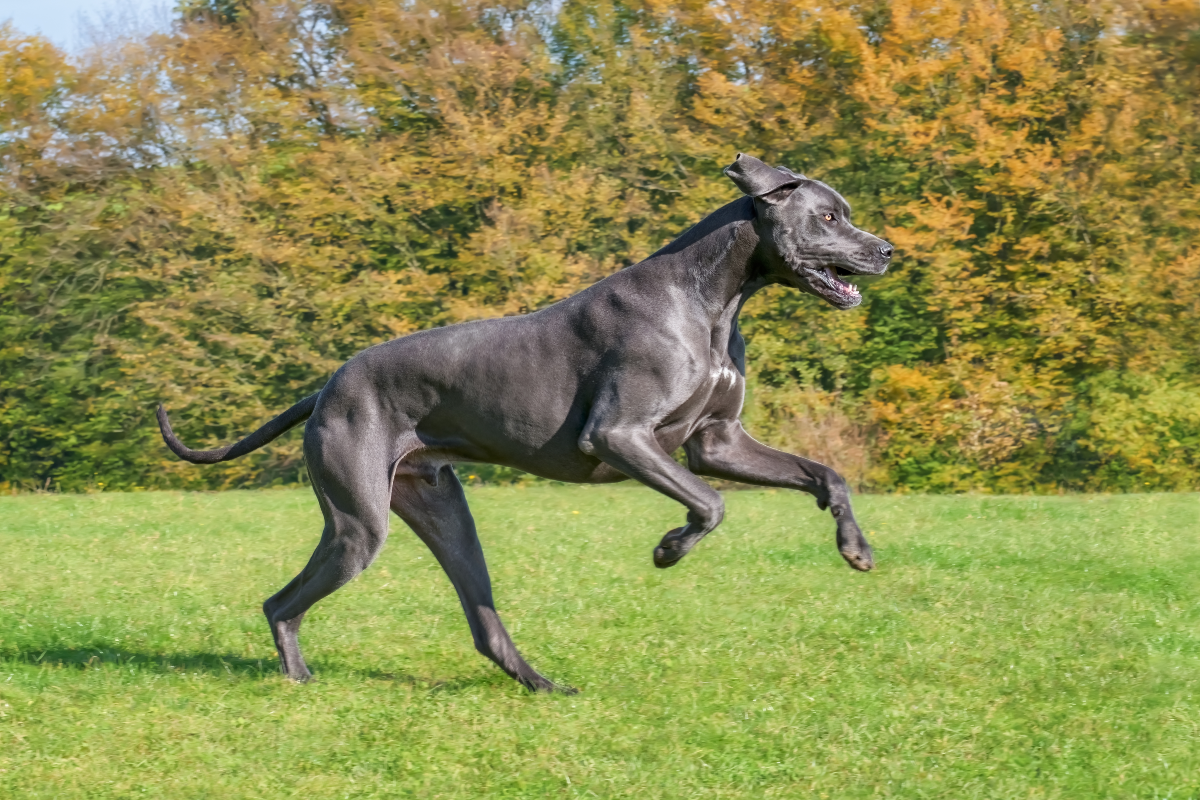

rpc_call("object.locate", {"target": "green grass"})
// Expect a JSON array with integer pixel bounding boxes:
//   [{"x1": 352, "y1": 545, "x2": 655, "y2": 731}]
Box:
[{"x1": 1, "y1": 486, "x2": 1198, "y2": 798}]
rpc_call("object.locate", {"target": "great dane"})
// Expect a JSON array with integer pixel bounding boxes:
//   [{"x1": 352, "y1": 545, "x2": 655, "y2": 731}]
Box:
[{"x1": 157, "y1": 154, "x2": 893, "y2": 692}]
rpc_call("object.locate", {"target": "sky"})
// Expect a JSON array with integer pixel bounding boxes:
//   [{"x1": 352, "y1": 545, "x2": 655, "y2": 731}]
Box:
[{"x1": 1, "y1": 0, "x2": 169, "y2": 50}]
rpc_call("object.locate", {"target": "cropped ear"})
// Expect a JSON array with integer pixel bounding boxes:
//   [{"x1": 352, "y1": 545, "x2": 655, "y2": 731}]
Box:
[{"x1": 724, "y1": 153, "x2": 805, "y2": 201}]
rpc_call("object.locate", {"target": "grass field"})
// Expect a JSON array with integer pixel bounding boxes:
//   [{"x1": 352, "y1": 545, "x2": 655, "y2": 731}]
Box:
[{"x1": 0, "y1": 485, "x2": 1198, "y2": 798}]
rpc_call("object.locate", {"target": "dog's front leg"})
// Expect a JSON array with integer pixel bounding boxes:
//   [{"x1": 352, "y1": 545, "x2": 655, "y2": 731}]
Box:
[
  {"x1": 579, "y1": 424, "x2": 725, "y2": 568},
  {"x1": 684, "y1": 419, "x2": 873, "y2": 571}
]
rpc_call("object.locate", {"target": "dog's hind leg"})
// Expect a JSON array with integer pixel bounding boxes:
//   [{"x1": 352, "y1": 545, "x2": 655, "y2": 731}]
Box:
[
  {"x1": 391, "y1": 465, "x2": 574, "y2": 694},
  {"x1": 263, "y1": 453, "x2": 393, "y2": 681}
]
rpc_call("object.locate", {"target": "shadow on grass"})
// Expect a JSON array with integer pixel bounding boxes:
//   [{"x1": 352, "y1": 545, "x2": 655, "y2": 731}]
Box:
[
  {"x1": 2, "y1": 645, "x2": 274, "y2": 677},
  {"x1": 1, "y1": 643, "x2": 518, "y2": 693},
  {"x1": 348, "y1": 669, "x2": 512, "y2": 693}
]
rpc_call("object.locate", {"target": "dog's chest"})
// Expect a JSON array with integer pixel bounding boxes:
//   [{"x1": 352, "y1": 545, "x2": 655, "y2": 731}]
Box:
[
  {"x1": 685, "y1": 356, "x2": 744, "y2": 425},
  {"x1": 710, "y1": 363, "x2": 740, "y2": 389}
]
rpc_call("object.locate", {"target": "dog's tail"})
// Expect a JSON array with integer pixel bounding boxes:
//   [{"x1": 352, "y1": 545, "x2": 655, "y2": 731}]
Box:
[{"x1": 156, "y1": 393, "x2": 320, "y2": 464}]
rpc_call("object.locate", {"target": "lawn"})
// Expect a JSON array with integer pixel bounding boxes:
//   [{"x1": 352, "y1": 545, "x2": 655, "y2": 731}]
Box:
[{"x1": 0, "y1": 485, "x2": 1197, "y2": 798}]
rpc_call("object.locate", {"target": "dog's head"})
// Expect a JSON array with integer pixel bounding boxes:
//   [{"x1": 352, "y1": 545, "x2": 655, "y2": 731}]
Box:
[{"x1": 726, "y1": 153, "x2": 892, "y2": 310}]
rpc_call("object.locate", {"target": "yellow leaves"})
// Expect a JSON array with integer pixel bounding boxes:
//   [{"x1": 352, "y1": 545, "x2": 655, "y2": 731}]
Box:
[
  {"x1": 452, "y1": 200, "x2": 579, "y2": 319},
  {"x1": 958, "y1": 2, "x2": 1009, "y2": 75},
  {"x1": 0, "y1": 23, "x2": 74, "y2": 164},
  {"x1": 886, "y1": 194, "x2": 978, "y2": 256},
  {"x1": 871, "y1": 365, "x2": 942, "y2": 407},
  {"x1": 1081, "y1": 375, "x2": 1200, "y2": 490},
  {"x1": 995, "y1": 29, "x2": 1062, "y2": 86},
  {"x1": 0, "y1": 24, "x2": 72, "y2": 118},
  {"x1": 690, "y1": 72, "x2": 778, "y2": 135},
  {"x1": 800, "y1": 4, "x2": 862, "y2": 53},
  {"x1": 2, "y1": 0, "x2": 1198, "y2": 492},
  {"x1": 741, "y1": 380, "x2": 875, "y2": 489},
  {"x1": 866, "y1": 365, "x2": 1044, "y2": 484}
]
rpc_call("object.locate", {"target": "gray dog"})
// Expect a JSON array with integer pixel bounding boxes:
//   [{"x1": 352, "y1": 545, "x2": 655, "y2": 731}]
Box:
[{"x1": 157, "y1": 154, "x2": 893, "y2": 692}]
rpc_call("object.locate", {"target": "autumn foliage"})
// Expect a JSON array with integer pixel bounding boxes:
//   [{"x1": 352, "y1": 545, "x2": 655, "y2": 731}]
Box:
[{"x1": 1, "y1": 0, "x2": 1198, "y2": 493}]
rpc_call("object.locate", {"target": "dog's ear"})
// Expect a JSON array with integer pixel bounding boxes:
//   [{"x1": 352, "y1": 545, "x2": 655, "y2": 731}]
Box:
[{"x1": 724, "y1": 153, "x2": 805, "y2": 203}]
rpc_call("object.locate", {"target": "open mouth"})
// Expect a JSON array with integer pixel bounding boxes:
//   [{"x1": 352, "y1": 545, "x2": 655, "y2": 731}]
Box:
[{"x1": 824, "y1": 266, "x2": 860, "y2": 299}]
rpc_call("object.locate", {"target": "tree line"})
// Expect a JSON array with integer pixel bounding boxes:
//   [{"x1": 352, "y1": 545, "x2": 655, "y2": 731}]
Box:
[{"x1": 2, "y1": 0, "x2": 1198, "y2": 493}]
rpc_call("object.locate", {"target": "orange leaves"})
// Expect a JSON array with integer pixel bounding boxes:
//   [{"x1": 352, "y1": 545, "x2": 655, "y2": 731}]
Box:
[
  {"x1": 1, "y1": 0, "x2": 1198, "y2": 491},
  {"x1": 0, "y1": 24, "x2": 74, "y2": 169},
  {"x1": 0, "y1": 24, "x2": 71, "y2": 120}
]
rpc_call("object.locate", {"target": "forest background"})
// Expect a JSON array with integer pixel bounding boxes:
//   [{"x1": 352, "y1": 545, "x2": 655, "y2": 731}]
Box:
[{"x1": 1, "y1": 0, "x2": 1198, "y2": 494}]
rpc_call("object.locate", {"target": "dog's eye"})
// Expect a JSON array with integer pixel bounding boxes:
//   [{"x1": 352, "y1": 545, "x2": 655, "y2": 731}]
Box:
[{"x1": 824, "y1": 214, "x2": 834, "y2": 222}]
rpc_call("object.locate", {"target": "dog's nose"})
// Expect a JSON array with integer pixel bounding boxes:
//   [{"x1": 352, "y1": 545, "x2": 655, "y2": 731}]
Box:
[{"x1": 879, "y1": 244, "x2": 894, "y2": 259}]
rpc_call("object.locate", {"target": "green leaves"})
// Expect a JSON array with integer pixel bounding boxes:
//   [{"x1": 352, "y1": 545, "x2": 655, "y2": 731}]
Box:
[{"x1": 0, "y1": 0, "x2": 1197, "y2": 492}]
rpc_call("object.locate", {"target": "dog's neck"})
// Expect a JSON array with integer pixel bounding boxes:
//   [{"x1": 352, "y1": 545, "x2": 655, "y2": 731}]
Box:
[{"x1": 645, "y1": 197, "x2": 767, "y2": 324}]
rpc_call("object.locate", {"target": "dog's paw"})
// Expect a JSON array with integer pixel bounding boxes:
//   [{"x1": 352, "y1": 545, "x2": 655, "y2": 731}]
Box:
[
  {"x1": 838, "y1": 531, "x2": 875, "y2": 572},
  {"x1": 839, "y1": 545, "x2": 874, "y2": 572},
  {"x1": 284, "y1": 666, "x2": 315, "y2": 682},
  {"x1": 653, "y1": 527, "x2": 694, "y2": 569},
  {"x1": 836, "y1": 520, "x2": 875, "y2": 572},
  {"x1": 520, "y1": 672, "x2": 578, "y2": 694}
]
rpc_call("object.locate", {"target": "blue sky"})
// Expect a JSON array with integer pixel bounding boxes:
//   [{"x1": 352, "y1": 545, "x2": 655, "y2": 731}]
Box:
[{"x1": 1, "y1": 0, "x2": 169, "y2": 50}]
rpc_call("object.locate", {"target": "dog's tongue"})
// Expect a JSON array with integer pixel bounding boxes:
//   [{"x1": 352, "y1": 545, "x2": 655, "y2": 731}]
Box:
[{"x1": 826, "y1": 267, "x2": 860, "y2": 296}]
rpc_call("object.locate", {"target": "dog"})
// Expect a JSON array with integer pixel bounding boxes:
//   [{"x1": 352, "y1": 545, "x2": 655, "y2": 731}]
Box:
[{"x1": 157, "y1": 154, "x2": 893, "y2": 692}]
